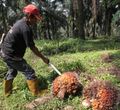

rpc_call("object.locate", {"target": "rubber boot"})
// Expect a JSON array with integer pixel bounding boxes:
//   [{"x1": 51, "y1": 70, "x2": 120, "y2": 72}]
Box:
[
  {"x1": 27, "y1": 79, "x2": 39, "y2": 96},
  {"x1": 4, "y1": 79, "x2": 13, "y2": 97}
]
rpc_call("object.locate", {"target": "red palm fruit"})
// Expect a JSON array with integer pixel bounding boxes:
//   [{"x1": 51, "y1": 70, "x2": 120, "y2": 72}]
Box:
[
  {"x1": 52, "y1": 72, "x2": 83, "y2": 99},
  {"x1": 92, "y1": 86, "x2": 118, "y2": 110},
  {"x1": 83, "y1": 80, "x2": 120, "y2": 110}
]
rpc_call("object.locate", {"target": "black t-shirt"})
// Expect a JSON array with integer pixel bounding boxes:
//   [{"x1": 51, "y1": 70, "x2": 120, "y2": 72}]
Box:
[{"x1": 1, "y1": 17, "x2": 35, "y2": 59}]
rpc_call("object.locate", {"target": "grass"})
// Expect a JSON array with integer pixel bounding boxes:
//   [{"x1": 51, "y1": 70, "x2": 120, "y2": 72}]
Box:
[{"x1": 0, "y1": 37, "x2": 120, "y2": 110}]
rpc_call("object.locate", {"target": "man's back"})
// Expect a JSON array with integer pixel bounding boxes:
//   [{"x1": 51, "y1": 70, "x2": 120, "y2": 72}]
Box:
[{"x1": 1, "y1": 18, "x2": 34, "y2": 59}]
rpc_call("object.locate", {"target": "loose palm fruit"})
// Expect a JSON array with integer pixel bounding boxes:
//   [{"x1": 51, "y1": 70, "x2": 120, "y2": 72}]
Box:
[{"x1": 83, "y1": 80, "x2": 120, "y2": 110}]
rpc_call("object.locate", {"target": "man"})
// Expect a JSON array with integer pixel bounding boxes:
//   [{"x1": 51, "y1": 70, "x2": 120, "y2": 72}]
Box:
[{"x1": 1, "y1": 4, "x2": 49, "y2": 97}]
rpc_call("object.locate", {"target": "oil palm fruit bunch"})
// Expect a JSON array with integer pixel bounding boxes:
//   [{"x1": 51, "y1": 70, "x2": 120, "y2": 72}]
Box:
[
  {"x1": 82, "y1": 80, "x2": 120, "y2": 110},
  {"x1": 52, "y1": 72, "x2": 83, "y2": 99}
]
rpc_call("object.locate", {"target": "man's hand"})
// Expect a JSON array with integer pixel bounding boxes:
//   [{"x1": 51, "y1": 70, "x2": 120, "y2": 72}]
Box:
[{"x1": 42, "y1": 57, "x2": 50, "y2": 64}]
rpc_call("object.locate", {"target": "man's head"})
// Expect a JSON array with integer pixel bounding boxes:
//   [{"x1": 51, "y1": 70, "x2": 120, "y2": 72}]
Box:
[{"x1": 23, "y1": 4, "x2": 42, "y2": 24}]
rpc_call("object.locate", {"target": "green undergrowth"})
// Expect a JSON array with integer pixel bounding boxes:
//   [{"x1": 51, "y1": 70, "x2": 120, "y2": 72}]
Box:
[{"x1": 0, "y1": 38, "x2": 120, "y2": 110}]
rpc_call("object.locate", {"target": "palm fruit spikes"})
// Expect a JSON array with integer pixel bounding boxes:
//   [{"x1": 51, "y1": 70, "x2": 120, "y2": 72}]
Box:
[
  {"x1": 52, "y1": 72, "x2": 83, "y2": 99},
  {"x1": 92, "y1": 86, "x2": 118, "y2": 110},
  {"x1": 82, "y1": 80, "x2": 120, "y2": 110}
]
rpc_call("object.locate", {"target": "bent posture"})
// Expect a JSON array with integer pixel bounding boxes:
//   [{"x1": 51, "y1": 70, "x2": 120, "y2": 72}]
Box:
[{"x1": 1, "y1": 4, "x2": 49, "y2": 96}]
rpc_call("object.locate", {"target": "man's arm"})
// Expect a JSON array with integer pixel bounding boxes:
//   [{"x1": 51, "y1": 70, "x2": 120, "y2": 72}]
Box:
[{"x1": 30, "y1": 45, "x2": 49, "y2": 64}]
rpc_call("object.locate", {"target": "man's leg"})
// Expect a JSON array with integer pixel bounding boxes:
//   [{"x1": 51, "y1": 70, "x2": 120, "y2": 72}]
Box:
[
  {"x1": 4, "y1": 59, "x2": 39, "y2": 96},
  {"x1": 4, "y1": 66, "x2": 17, "y2": 96},
  {"x1": 18, "y1": 59, "x2": 39, "y2": 96}
]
